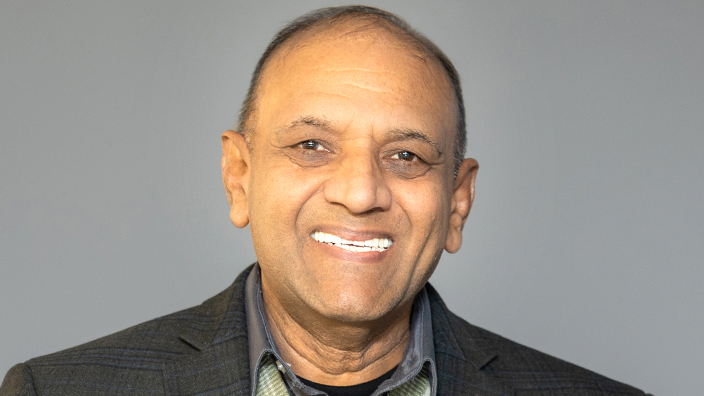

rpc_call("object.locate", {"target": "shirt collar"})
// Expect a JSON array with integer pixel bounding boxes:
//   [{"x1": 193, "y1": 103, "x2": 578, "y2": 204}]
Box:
[{"x1": 245, "y1": 263, "x2": 437, "y2": 396}]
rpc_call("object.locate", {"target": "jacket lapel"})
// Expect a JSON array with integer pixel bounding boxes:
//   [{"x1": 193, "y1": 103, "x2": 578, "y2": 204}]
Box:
[
  {"x1": 163, "y1": 265, "x2": 255, "y2": 396},
  {"x1": 428, "y1": 284, "x2": 513, "y2": 396}
]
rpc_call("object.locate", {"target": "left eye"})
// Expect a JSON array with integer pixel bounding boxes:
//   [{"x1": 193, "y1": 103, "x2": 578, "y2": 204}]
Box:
[
  {"x1": 392, "y1": 151, "x2": 417, "y2": 161},
  {"x1": 299, "y1": 140, "x2": 323, "y2": 150}
]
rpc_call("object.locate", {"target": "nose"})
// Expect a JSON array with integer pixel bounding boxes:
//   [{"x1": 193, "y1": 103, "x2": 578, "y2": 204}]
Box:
[{"x1": 323, "y1": 149, "x2": 392, "y2": 214}]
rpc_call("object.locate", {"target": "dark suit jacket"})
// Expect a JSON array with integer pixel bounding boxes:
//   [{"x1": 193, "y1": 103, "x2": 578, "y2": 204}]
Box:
[{"x1": 1, "y1": 265, "x2": 648, "y2": 395}]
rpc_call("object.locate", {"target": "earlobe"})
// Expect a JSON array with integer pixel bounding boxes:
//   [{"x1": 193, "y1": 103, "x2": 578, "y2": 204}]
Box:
[
  {"x1": 221, "y1": 130, "x2": 251, "y2": 228},
  {"x1": 445, "y1": 158, "x2": 479, "y2": 253}
]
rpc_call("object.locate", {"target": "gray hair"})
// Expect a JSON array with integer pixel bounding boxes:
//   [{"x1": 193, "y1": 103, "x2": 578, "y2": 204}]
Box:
[{"x1": 237, "y1": 5, "x2": 466, "y2": 172}]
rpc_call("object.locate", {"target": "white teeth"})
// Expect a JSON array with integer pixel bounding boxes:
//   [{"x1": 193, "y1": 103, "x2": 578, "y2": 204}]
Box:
[{"x1": 311, "y1": 232, "x2": 393, "y2": 252}]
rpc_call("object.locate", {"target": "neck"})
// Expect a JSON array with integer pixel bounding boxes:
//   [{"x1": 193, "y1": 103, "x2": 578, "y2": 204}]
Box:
[{"x1": 262, "y1": 285, "x2": 412, "y2": 386}]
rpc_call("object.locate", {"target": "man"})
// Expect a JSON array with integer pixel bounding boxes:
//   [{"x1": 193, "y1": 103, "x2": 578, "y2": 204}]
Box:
[{"x1": 1, "y1": 6, "x2": 648, "y2": 396}]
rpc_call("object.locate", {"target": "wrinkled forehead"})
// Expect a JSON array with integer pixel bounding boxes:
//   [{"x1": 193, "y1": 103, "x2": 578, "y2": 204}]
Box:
[{"x1": 256, "y1": 19, "x2": 457, "y2": 133}]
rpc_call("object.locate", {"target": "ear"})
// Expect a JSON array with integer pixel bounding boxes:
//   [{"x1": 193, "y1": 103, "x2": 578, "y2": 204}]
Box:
[
  {"x1": 221, "y1": 130, "x2": 251, "y2": 228},
  {"x1": 445, "y1": 158, "x2": 479, "y2": 253}
]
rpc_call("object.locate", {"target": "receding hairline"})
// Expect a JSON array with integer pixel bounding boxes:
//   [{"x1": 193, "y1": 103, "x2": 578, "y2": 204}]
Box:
[{"x1": 274, "y1": 16, "x2": 441, "y2": 66}]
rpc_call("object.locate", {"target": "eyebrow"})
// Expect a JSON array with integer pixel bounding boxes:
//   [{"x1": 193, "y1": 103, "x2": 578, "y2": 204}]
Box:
[
  {"x1": 389, "y1": 128, "x2": 443, "y2": 157},
  {"x1": 276, "y1": 116, "x2": 332, "y2": 136}
]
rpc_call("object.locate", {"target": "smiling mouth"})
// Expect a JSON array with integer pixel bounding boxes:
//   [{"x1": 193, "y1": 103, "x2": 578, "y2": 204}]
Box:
[{"x1": 311, "y1": 231, "x2": 393, "y2": 252}]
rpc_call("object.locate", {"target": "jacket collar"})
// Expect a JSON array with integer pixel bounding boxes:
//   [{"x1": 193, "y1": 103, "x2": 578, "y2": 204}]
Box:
[
  {"x1": 178, "y1": 265, "x2": 254, "y2": 350},
  {"x1": 163, "y1": 265, "x2": 254, "y2": 395},
  {"x1": 427, "y1": 284, "x2": 513, "y2": 395}
]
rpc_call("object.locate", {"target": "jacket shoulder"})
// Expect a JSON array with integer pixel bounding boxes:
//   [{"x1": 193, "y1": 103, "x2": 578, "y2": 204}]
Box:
[
  {"x1": 0, "y1": 364, "x2": 37, "y2": 396},
  {"x1": 9, "y1": 306, "x2": 200, "y2": 395},
  {"x1": 427, "y1": 284, "x2": 649, "y2": 395},
  {"x1": 2, "y1": 268, "x2": 250, "y2": 396}
]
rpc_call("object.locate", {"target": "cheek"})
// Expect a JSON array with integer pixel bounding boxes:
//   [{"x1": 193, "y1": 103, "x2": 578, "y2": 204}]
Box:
[
  {"x1": 248, "y1": 164, "x2": 314, "y2": 275},
  {"x1": 249, "y1": 160, "x2": 324, "y2": 236},
  {"x1": 392, "y1": 178, "x2": 451, "y2": 238}
]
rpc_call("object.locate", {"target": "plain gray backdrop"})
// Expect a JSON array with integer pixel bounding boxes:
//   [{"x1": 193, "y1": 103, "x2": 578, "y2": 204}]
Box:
[{"x1": 1, "y1": 1, "x2": 702, "y2": 395}]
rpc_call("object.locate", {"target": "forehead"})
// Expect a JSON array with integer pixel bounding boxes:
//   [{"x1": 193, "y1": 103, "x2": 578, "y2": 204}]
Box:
[{"x1": 255, "y1": 21, "x2": 457, "y2": 138}]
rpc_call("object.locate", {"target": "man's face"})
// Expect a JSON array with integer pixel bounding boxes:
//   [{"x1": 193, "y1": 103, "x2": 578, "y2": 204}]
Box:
[{"x1": 224, "y1": 26, "x2": 476, "y2": 323}]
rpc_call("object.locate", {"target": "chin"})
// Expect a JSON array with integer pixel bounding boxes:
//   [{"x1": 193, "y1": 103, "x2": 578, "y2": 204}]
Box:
[
  {"x1": 309, "y1": 288, "x2": 402, "y2": 324},
  {"x1": 316, "y1": 305, "x2": 388, "y2": 324}
]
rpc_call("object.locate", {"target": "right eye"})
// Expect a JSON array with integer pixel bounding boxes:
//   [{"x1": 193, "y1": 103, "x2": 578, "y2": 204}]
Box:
[
  {"x1": 283, "y1": 139, "x2": 332, "y2": 168},
  {"x1": 299, "y1": 140, "x2": 324, "y2": 150},
  {"x1": 391, "y1": 150, "x2": 419, "y2": 162}
]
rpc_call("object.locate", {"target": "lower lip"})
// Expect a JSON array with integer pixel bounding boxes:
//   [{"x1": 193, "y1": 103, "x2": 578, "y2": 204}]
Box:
[{"x1": 311, "y1": 239, "x2": 392, "y2": 263}]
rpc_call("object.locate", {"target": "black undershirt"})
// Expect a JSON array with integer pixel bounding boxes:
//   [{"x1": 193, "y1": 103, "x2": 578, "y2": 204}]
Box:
[{"x1": 298, "y1": 366, "x2": 397, "y2": 396}]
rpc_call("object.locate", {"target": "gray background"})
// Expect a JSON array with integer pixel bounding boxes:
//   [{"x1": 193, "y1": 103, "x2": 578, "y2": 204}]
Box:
[{"x1": 1, "y1": 1, "x2": 702, "y2": 395}]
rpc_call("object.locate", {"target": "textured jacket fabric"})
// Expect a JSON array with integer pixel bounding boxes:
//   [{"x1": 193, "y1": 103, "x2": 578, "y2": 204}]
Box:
[{"x1": 1, "y1": 265, "x2": 648, "y2": 395}]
